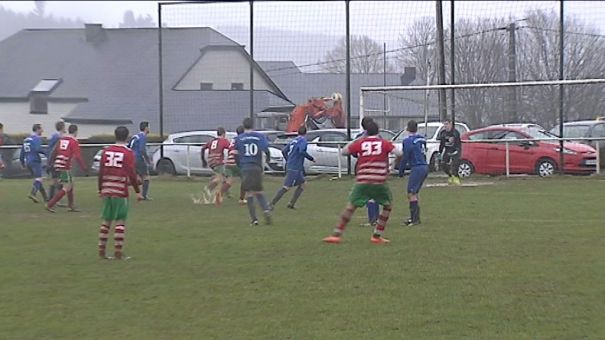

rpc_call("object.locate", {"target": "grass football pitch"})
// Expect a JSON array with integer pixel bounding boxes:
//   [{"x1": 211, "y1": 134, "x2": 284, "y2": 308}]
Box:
[{"x1": 1, "y1": 175, "x2": 604, "y2": 339}]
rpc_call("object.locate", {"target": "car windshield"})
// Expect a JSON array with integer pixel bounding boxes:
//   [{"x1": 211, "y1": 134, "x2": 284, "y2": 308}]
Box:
[
  {"x1": 394, "y1": 126, "x2": 438, "y2": 142},
  {"x1": 524, "y1": 127, "x2": 557, "y2": 140},
  {"x1": 274, "y1": 134, "x2": 298, "y2": 145},
  {"x1": 558, "y1": 125, "x2": 591, "y2": 138}
]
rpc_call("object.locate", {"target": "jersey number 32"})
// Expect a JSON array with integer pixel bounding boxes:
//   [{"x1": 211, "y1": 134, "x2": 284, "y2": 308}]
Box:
[{"x1": 104, "y1": 151, "x2": 124, "y2": 168}]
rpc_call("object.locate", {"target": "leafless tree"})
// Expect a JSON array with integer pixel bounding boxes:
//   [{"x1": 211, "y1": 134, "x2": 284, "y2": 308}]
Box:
[
  {"x1": 321, "y1": 35, "x2": 394, "y2": 73},
  {"x1": 119, "y1": 10, "x2": 155, "y2": 28},
  {"x1": 33, "y1": 1, "x2": 45, "y2": 17},
  {"x1": 517, "y1": 9, "x2": 605, "y2": 128},
  {"x1": 397, "y1": 17, "x2": 438, "y2": 86}
]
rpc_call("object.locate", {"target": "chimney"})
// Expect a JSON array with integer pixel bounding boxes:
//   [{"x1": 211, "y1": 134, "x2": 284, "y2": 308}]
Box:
[
  {"x1": 85, "y1": 23, "x2": 105, "y2": 43},
  {"x1": 400, "y1": 67, "x2": 417, "y2": 85}
]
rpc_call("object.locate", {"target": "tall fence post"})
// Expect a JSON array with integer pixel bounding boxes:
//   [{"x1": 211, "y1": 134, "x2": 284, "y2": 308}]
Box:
[
  {"x1": 596, "y1": 141, "x2": 601, "y2": 175},
  {"x1": 186, "y1": 144, "x2": 191, "y2": 178},
  {"x1": 505, "y1": 141, "x2": 510, "y2": 177},
  {"x1": 337, "y1": 143, "x2": 342, "y2": 179}
]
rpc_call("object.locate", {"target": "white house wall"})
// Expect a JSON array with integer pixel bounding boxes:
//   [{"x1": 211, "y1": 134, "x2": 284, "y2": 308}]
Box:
[
  {"x1": 0, "y1": 102, "x2": 112, "y2": 138},
  {"x1": 175, "y1": 50, "x2": 275, "y2": 91},
  {"x1": 0, "y1": 102, "x2": 74, "y2": 135}
]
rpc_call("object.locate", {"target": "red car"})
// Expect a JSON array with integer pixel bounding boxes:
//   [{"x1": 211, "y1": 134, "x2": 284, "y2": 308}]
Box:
[{"x1": 459, "y1": 126, "x2": 597, "y2": 177}]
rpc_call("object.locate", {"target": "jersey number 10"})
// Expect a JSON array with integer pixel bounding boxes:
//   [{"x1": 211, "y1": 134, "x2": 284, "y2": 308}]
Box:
[
  {"x1": 244, "y1": 143, "x2": 258, "y2": 156},
  {"x1": 104, "y1": 151, "x2": 124, "y2": 168}
]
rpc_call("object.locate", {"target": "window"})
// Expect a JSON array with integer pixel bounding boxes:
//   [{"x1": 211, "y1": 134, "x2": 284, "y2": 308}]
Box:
[
  {"x1": 32, "y1": 79, "x2": 62, "y2": 93},
  {"x1": 174, "y1": 135, "x2": 213, "y2": 145},
  {"x1": 468, "y1": 131, "x2": 490, "y2": 141},
  {"x1": 591, "y1": 124, "x2": 605, "y2": 137},
  {"x1": 231, "y1": 83, "x2": 244, "y2": 90},
  {"x1": 318, "y1": 133, "x2": 347, "y2": 148},
  {"x1": 455, "y1": 123, "x2": 470, "y2": 133},
  {"x1": 501, "y1": 132, "x2": 524, "y2": 140},
  {"x1": 562, "y1": 125, "x2": 590, "y2": 138},
  {"x1": 200, "y1": 82, "x2": 213, "y2": 90}
]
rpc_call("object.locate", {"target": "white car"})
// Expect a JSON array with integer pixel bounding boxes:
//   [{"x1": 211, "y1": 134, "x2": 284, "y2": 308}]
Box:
[
  {"x1": 391, "y1": 121, "x2": 470, "y2": 171},
  {"x1": 152, "y1": 130, "x2": 283, "y2": 176},
  {"x1": 152, "y1": 131, "x2": 236, "y2": 176},
  {"x1": 270, "y1": 128, "x2": 396, "y2": 174}
]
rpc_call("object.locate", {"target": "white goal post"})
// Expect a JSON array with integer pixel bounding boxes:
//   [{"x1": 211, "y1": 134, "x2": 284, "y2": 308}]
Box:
[{"x1": 359, "y1": 78, "x2": 605, "y2": 129}]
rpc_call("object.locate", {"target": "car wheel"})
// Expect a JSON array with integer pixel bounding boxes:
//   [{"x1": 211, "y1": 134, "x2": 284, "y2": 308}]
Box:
[
  {"x1": 429, "y1": 153, "x2": 439, "y2": 172},
  {"x1": 458, "y1": 160, "x2": 474, "y2": 178},
  {"x1": 156, "y1": 159, "x2": 176, "y2": 176},
  {"x1": 536, "y1": 158, "x2": 556, "y2": 177}
]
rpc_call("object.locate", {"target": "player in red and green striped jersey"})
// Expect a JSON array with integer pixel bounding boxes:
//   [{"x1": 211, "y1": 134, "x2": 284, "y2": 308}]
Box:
[
  {"x1": 97, "y1": 126, "x2": 143, "y2": 260},
  {"x1": 323, "y1": 121, "x2": 402, "y2": 245}
]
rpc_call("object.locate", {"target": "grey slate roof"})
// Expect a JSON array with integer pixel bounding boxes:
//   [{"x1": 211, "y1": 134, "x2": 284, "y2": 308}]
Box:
[
  {"x1": 260, "y1": 63, "x2": 427, "y2": 118},
  {"x1": 0, "y1": 26, "x2": 289, "y2": 133}
]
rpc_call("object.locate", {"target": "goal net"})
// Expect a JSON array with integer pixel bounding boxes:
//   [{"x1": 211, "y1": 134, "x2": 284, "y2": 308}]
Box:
[{"x1": 360, "y1": 78, "x2": 605, "y2": 134}]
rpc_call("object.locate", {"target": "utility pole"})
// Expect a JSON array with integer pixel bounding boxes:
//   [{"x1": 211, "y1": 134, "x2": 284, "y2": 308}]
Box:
[
  {"x1": 507, "y1": 22, "x2": 518, "y2": 122},
  {"x1": 383, "y1": 42, "x2": 387, "y2": 129},
  {"x1": 435, "y1": 0, "x2": 447, "y2": 121}
]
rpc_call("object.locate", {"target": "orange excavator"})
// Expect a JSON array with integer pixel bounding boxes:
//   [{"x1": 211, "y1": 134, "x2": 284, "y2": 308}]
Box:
[{"x1": 285, "y1": 93, "x2": 346, "y2": 132}]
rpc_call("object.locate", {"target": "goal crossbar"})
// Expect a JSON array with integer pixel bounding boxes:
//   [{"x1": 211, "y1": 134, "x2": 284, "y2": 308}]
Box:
[{"x1": 360, "y1": 78, "x2": 605, "y2": 93}]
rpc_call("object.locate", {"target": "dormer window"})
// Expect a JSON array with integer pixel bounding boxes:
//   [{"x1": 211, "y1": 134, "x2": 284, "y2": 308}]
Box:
[{"x1": 30, "y1": 78, "x2": 62, "y2": 114}]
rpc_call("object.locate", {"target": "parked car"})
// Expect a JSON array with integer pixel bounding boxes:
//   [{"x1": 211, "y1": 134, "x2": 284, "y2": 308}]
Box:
[
  {"x1": 459, "y1": 126, "x2": 597, "y2": 177},
  {"x1": 147, "y1": 130, "x2": 285, "y2": 176},
  {"x1": 270, "y1": 128, "x2": 395, "y2": 174},
  {"x1": 257, "y1": 130, "x2": 283, "y2": 143},
  {"x1": 1, "y1": 149, "x2": 48, "y2": 178},
  {"x1": 548, "y1": 119, "x2": 605, "y2": 167},
  {"x1": 91, "y1": 144, "x2": 160, "y2": 175},
  {"x1": 391, "y1": 121, "x2": 470, "y2": 171}
]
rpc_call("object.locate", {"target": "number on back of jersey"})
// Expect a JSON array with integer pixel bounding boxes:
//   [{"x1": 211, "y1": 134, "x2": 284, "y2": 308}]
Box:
[
  {"x1": 361, "y1": 141, "x2": 382, "y2": 156},
  {"x1": 244, "y1": 143, "x2": 258, "y2": 156},
  {"x1": 104, "y1": 151, "x2": 124, "y2": 168},
  {"x1": 59, "y1": 139, "x2": 70, "y2": 150}
]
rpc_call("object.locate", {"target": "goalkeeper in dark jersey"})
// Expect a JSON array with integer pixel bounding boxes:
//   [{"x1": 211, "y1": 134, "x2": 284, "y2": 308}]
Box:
[{"x1": 437, "y1": 119, "x2": 462, "y2": 185}]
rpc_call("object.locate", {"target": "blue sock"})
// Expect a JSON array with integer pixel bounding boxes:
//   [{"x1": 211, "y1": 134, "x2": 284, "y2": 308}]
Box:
[
  {"x1": 31, "y1": 180, "x2": 41, "y2": 195},
  {"x1": 367, "y1": 200, "x2": 379, "y2": 223},
  {"x1": 142, "y1": 180, "x2": 150, "y2": 198}
]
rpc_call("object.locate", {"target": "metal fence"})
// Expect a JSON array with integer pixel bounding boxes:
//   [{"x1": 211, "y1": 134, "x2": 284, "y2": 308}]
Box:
[
  {"x1": 2, "y1": 137, "x2": 603, "y2": 180},
  {"x1": 155, "y1": 1, "x2": 605, "y2": 143}
]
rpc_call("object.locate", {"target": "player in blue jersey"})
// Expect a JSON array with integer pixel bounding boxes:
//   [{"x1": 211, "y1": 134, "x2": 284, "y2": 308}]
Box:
[
  {"x1": 20, "y1": 124, "x2": 48, "y2": 203},
  {"x1": 355, "y1": 117, "x2": 381, "y2": 226},
  {"x1": 270, "y1": 126, "x2": 315, "y2": 210},
  {"x1": 47, "y1": 121, "x2": 66, "y2": 202},
  {"x1": 128, "y1": 121, "x2": 152, "y2": 200},
  {"x1": 398, "y1": 120, "x2": 429, "y2": 226},
  {"x1": 235, "y1": 118, "x2": 273, "y2": 226}
]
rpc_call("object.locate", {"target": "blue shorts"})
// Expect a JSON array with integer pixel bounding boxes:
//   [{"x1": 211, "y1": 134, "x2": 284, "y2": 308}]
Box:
[
  {"x1": 28, "y1": 162, "x2": 43, "y2": 178},
  {"x1": 283, "y1": 169, "x2": 305, "y2": 187},
  {"x1": 408, "y1": 165, "x2": 429, "y2": 194}
]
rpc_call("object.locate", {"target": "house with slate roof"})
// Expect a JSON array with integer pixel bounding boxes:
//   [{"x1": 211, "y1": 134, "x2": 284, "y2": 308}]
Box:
[{"x1": 0, "y1": 24, "x2": 426, "y2": 137}]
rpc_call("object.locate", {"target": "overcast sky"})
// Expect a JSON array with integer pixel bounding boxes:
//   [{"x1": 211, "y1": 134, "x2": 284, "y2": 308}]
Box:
[
  {"x1": 2, "y1": 1, "x2": 604, "y2": 32},
  {"x1": 2, "y1": 0, "x2": 605, "y2": 60}
]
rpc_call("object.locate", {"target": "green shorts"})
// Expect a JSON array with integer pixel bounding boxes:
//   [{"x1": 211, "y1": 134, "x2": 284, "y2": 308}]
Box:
[
  {"x1": 58, "y1": 170, "x2": 73, "y2": 184},
  {"x1": 101, "y1": 197, "x2": 129, "y2": 221},
  {"x1": 348, "y1": 183, "x2": 392, "y2": 208},
  {"x1": 212, "y1": 165, "x2": 226, "y2": 176},
  {"x1": 225, "y1": 165, "x2": 240, "y2": 178}
]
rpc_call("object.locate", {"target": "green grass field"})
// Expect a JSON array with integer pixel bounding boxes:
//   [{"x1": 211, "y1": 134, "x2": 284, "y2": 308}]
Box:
[{"x1": 1, "y1": 175, "x2": 604, "y2": 339}]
